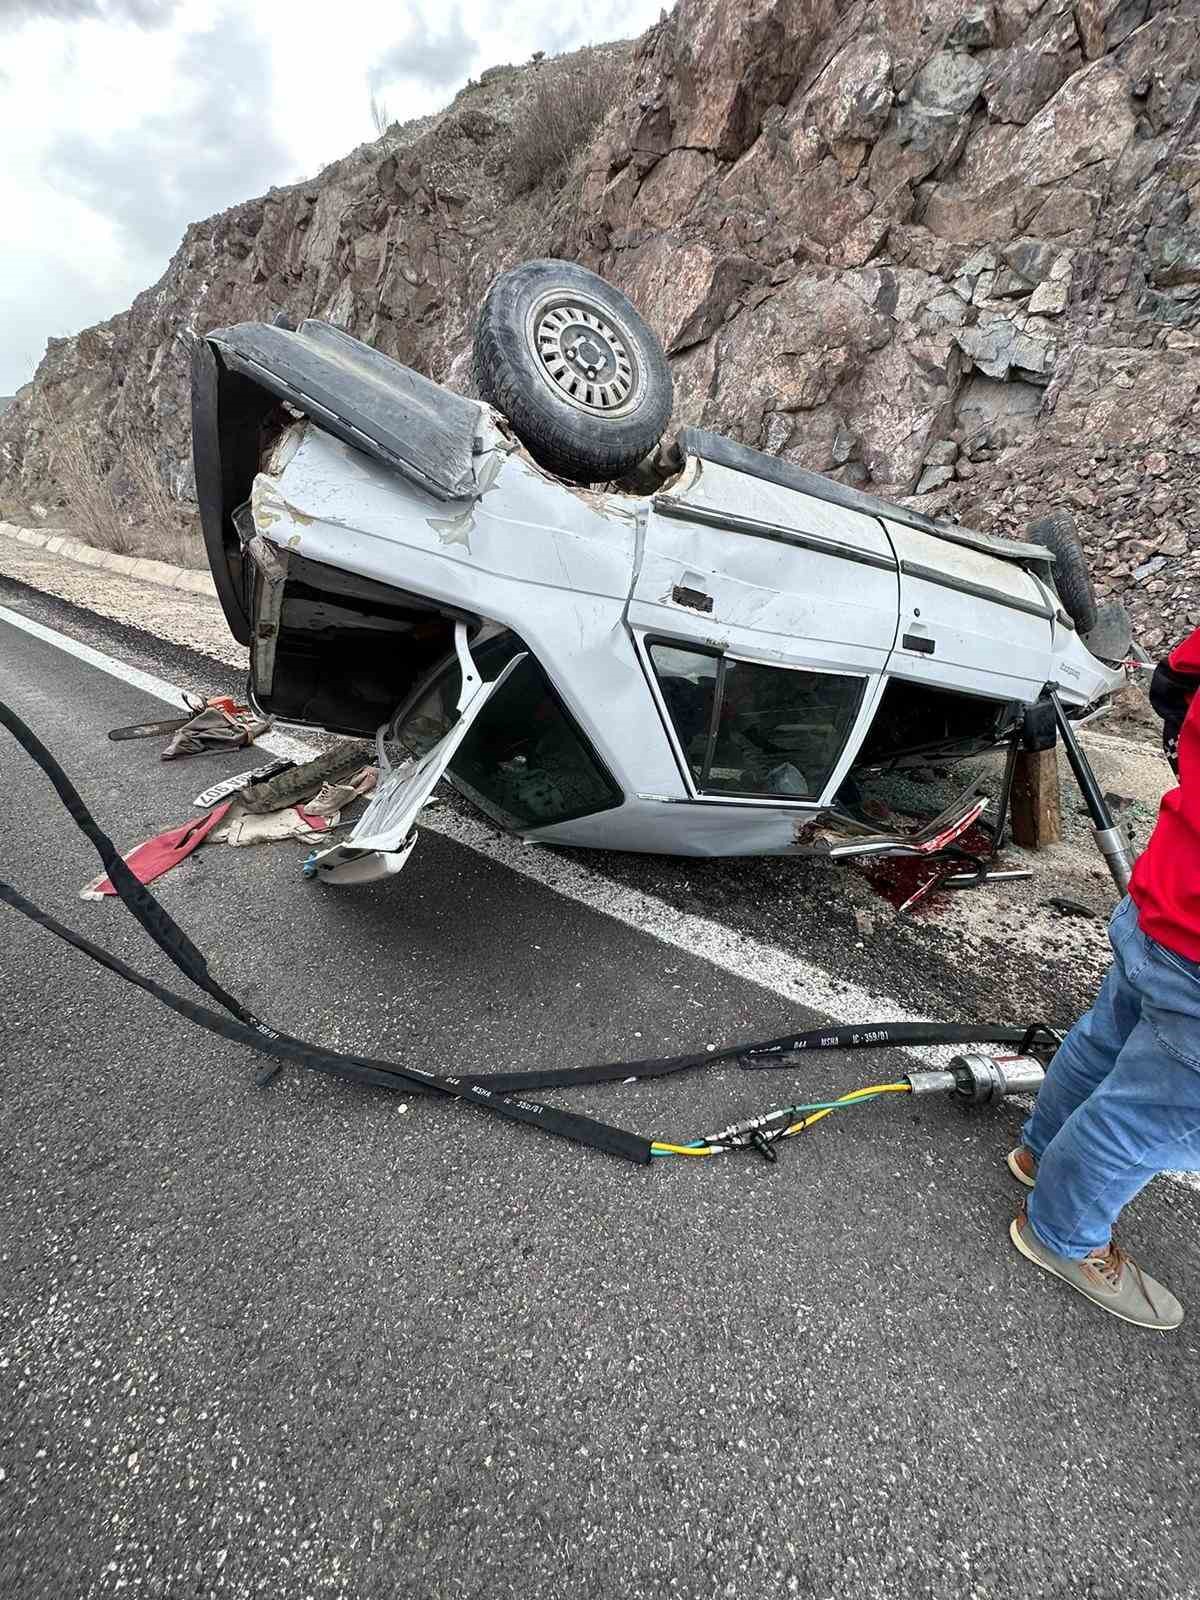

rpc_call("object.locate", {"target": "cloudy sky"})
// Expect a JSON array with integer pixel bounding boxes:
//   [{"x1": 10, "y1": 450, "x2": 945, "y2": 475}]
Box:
[{"x1": 0, "y1": 0, "x2": 664, "y2": 395}]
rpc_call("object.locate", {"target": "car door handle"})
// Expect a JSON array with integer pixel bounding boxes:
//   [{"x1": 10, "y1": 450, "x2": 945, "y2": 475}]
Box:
[{"x1": 902, "y1": 632, "x2": 935, "y2": 655}]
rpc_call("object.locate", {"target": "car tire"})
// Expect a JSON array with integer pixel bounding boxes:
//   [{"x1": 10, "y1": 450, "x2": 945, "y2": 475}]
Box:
[
  {"x1": 472, "y1": 258, "x2": 673, "y2": 484},
  {"x1": 1027, "y1": 509, "x2": 1098, "y2": 634}
]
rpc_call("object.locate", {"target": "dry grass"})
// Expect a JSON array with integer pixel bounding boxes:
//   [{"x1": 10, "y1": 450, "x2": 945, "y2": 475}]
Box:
[
  {"x1": 50, "y1": 420, "x2": 206, "y2": 569},
  {"x1": 53, "y1": 426, "x2": 134, "y2": 553},
  {"x1": 126, "y1": 441, "x2": 207, "y2": 569},
  {"x1": 369, "y1": 89, "x2": 392, "y2": 138},
  {"x1": 505, "y1": 50, "x2": 624, "y2": 196}
]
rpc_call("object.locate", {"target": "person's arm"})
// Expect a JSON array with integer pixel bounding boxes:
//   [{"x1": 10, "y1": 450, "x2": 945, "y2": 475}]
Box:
[{"x1": 1150, "y1": 627, "x2": 1200, "y2": 774}]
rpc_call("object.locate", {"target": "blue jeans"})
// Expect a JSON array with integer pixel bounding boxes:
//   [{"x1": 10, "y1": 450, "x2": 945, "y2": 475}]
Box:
[{"x1": 1021, "y1": 896, "x2": 1200, "y2": 1259}]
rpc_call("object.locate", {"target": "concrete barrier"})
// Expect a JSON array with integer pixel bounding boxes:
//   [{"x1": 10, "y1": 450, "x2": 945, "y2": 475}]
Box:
[{"x1": 0, "y1": 520, "x2": 218, "y2": 600}]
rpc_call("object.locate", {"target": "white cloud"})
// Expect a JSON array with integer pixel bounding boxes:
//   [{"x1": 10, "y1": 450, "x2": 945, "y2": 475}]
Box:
[
  {"x1": 0, "y1": 0, "x2": 180, "y2": 23},
  {"x1": 0, "y1": 0, "x2": 667, "y2": 396},
  {"x1": 45, "y1": 11, "x2": 293, "y2": 261},
  {"x1": 367, "y1": 5, "x2": 478, "y2": 93}
]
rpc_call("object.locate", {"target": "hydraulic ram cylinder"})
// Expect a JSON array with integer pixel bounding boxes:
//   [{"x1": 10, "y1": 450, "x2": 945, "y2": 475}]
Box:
[
  {"x1": 1047, "y1": 688, "x2": 1137, "y2": 895},
  {"x1": 907, "y1": 1053, "x2": 1046, "y2": 1104}
]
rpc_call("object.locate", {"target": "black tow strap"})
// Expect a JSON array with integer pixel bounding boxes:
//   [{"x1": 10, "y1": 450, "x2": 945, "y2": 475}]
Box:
[
  {"x1": 0, "y1": 700, "x2": 651, "y2": 1164},
  {"x1": 0, "y1": 700, "x2": 1047, "y2": 1165}
]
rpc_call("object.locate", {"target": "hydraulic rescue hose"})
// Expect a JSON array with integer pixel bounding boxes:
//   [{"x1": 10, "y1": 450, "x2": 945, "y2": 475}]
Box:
[{"x1": 0, "y1": 699, "x2": 1055, "y2": 1167}]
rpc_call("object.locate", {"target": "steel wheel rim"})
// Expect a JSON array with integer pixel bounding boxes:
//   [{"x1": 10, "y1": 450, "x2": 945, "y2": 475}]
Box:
[{"x1": 526, "y1": 290, "x2": 645, "y2": 418}]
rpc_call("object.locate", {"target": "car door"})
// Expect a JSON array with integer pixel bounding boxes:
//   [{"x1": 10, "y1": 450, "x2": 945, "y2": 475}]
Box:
[
  {"x1": 305, "y1": 623, "x2": 525, "y2": 883},
  {"x1": 636, "y1": 457, "x2": 900, "y2": 677},
  {"x1": 881, "y1": 519, "x2": 1054, "y2": 702},
  {"x1": 629, "y1": 458, "x2": 900, "y2": 805}
]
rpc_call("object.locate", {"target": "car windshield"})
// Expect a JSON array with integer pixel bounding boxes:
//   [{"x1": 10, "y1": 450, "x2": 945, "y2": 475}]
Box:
[
  {"x1": 650, "y1": 644, "x2": 865, "y2": 800},
  {"x1": 395, "y1": 633, "x2": 622, "y2": 829}
]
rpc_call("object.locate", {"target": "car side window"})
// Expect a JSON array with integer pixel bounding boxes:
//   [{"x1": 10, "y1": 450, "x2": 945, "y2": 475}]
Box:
[
  {"x1": 646, "y1": 646, "x2": 719, "y2": 784},
  {"x1": 650, "y1": 644, "x2": 866, "y2": 800}
]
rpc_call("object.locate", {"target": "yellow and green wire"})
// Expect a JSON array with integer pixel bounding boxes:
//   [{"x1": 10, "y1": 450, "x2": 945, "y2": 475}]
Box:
[{"x1": 650, "y1": 1081, "x2": 912, "y2": 1158}]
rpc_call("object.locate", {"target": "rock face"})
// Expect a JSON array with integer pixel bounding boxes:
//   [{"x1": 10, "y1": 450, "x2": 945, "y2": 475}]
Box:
[{"x1": 3, "y1": 1, "x2": 1200, "y2": 647}]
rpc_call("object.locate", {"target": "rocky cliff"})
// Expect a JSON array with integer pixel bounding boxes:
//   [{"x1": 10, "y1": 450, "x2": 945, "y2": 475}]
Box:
[{"x1": 3, "y1": 0, "x2": 1199, "y2": 650}]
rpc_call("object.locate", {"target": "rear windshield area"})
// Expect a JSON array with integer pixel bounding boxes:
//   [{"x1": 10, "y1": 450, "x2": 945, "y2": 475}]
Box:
[{"x1": 396, "y1": 633, "x2": 622, "y2": 829}]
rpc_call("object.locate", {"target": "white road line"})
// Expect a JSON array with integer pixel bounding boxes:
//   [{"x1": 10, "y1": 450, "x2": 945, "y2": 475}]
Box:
[
  {"x1": 0, "y1": 603, "x2": 316, "y2": 763},
  {"x1": 1, "y1": 603, "x2": 204, "y2": 713},
  {"x1": 424, "y1": 805, "x2": 942, "y2": 1033}
]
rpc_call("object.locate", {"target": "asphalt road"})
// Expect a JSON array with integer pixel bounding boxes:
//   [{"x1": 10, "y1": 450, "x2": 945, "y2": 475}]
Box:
[{"x1": 2, "y1": 599, "x2": 1199, "y2": 1600}]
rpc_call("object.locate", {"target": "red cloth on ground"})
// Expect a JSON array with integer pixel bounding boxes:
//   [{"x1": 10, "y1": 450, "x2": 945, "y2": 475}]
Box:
[
  {"x1": 1130, "y1": 627, "x2": 1200, "y2": 961},
  {"x1": 87, "y1": 802, "x2": 232, "y2": 896}
]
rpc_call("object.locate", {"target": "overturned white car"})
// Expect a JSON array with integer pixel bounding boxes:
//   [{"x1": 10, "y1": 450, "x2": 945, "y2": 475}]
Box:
[{"x1": 192, "y1": 260, "x2": 1125, "y2": 885}]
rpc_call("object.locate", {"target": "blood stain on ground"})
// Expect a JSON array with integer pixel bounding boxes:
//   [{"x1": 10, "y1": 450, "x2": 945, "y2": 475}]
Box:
[{"x1": 860, "y1": 822, "x2": 998, "y2": 916}]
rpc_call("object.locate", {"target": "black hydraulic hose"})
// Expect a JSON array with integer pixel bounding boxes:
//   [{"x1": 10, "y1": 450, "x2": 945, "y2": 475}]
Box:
[
  {"x1": 460, "y1": 1021, "x2": 1040, "y2": 1093},
  {"x1": 0, "y1": 699, "x2": 257, "y2": 1025},
  {"x1": 0, "y1": 696, "x2": 1059, "y2": 1164},
  {"x1": 0, "y1": 697, "x2": 652, "y2": 1163},
  {"x1": 0, "y1": 875, "x2": 652, "y2": 1162}
]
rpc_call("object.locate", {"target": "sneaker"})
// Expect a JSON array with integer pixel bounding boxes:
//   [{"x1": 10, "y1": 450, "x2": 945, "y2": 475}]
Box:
[
  {"x1": 306, "y1": 767, "x2": 379, "y2": 820},
  {"x1": 1007, "y1": 1146, "x2": 1037, "y2": 1188},
  {"x1": 1009, "y1": 1207, "x2": 1183, "y2": 1330}
]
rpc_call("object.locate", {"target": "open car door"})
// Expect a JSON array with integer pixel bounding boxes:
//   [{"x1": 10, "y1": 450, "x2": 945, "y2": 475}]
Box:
[{"x1": 305, "y1": 624, "x2": 525, "y2": 885}]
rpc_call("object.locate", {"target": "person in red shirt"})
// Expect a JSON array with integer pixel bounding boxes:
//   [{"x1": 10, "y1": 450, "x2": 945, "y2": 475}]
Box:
[{"x1": 1006, "y1": 627, "x2": 1200, "y2": 1330}]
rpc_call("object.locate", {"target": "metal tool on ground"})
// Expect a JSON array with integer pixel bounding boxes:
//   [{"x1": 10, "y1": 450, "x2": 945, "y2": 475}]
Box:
[
  {"x1": 110, "y1": 713, "x2": 199, "y2": 742},
  {"x1": 650, "y1": 1048, "x2": 1053, "y2": 1161},
  {"x1": 2, "y1": 696, "x2": 1064, "y2": 1170},
  {"x1": 944, "y1": 868, "x2": 1033, "y2": 889},
  {"x1": 906, "y1": 1050, "x2": 1047, "y2": 1104},
  {"x1": 108, "y1": 693, "x2": 246, "y2": 741}
]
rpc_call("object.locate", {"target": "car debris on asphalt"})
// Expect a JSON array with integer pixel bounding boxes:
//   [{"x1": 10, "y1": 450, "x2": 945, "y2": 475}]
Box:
[
  {"x1": 6, "y1": 678, "x2": 1060, "y2": 1169},
  {"x1": 208, "y1": 801, "x2": 339, "y2": 849},
  {"x1": 160, "y1": 702, "x2": 273, "y2": 760},
  {"x1": 80, "y1": 742, "x2": 380, "y2": 895},
  {"x1": 80, "y1": 803, "x2": 234, "y2": 897}
]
